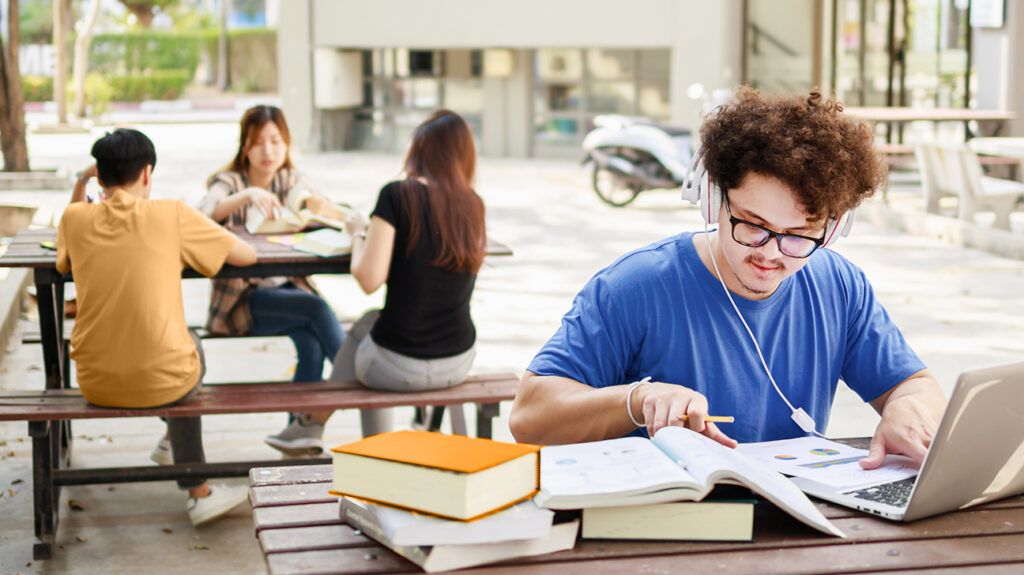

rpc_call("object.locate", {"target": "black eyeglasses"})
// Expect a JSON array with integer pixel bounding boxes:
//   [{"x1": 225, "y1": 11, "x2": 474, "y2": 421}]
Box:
[{"x1": 725, "y1": 200, "x2": 825, "y2": 259}]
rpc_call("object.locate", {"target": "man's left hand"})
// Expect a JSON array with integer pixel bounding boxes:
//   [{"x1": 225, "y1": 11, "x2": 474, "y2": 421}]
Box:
[{"x1": 861, "y1": 375, "x2": 945, "y2": 469}]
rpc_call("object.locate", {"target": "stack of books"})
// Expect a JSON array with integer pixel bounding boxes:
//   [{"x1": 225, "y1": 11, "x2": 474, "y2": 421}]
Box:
[
  {"x1": 330, "y1": 431, "x2": 577, "y2": 573},
  {"x1": 535, "y1": 426, "x2": 844, "y2": 540}
]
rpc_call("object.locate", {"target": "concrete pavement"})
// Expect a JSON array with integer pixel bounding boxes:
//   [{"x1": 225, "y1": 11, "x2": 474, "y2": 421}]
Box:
[{"x1": 1, "y1": 122, "x2": 1024, "y2": 573}]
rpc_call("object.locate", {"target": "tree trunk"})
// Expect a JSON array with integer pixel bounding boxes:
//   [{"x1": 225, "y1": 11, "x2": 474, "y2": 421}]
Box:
[
  {"x1": 127, "y1": 5, "x2": 155, "y2": 29},
  {"x1": 73, "y1": 0, "x2": 103, "y2": 118},
  {"x1": 0, "y1": 0, "x2": 31, "y2": 171},
  {"x1": 53, "y1": 0, "x2": 68, "y2": 125},
  {"x1": 217, "y1": 0, "x2": 230, "y2": 91}
]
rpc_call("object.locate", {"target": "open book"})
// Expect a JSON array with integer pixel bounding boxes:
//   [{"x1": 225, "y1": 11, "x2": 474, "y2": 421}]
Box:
[
  {"x1": 245, "y1": 186, "x2": 353, "y2": 234},
  {"x1": 535, "y1": 426, "x2": 844, "y2": 537}
]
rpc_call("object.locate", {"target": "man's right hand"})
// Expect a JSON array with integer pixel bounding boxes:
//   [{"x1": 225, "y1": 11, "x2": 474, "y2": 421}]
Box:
[
  {"x1": 634, "y1": 382, "x2": 738, "y2": 448},
  {"x1": 244, "y1": 187, "x2": 282, "y2": 218}
]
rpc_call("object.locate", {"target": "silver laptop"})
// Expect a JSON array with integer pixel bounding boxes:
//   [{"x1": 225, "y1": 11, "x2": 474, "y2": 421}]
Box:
[{"x1": 792, "y1": 361, "x2": 1024, "y2": 521}]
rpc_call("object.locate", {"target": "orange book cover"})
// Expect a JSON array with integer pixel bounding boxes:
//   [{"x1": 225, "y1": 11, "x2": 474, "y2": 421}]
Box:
[{"x1": 331, "y1": 430, "x2": 540, "y2": 474}]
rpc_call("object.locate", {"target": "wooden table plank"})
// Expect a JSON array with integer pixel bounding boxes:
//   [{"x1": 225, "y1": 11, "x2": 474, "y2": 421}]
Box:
[
  {"x1": 251, "y1": 465, "x2": 332, "y2": 488},
  {"x1": 253, "y1": 502, "x2": 342, "y2": 532},
  {"x1": 259, "y1": 524, "x2": 370, "y2": 554},
  {"x1": 439, "y1": 533, "x2": 1024, "y2": 575},
  {"x1": 251, "y1": 482, "x2": 335, "y2": 508},
  {"x1": 266, "y1": 546, "x2": 413, "y2": 575}
]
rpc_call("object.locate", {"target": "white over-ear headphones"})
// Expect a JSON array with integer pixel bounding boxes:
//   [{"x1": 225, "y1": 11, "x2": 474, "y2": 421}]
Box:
[{"x1": 681, "y1": 147, "x2": 856, "y2": 248}]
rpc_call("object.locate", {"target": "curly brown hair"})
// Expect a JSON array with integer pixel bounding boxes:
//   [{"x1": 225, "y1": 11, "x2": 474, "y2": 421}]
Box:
[{"x1": 699, "y1": 87, "x2": 886, "y2": 221}]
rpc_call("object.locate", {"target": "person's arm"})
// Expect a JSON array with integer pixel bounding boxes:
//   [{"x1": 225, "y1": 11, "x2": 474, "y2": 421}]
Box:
[
  {"x1": 510, "y1": 372, "x2": 737, "y2": 447},
  {"x1": 860, "y1": 370, "x2": 946, "y2": 469},
  {"x1": 347, "y1": 215, "x2": 394, "y2": 294},
  {"x1": 70, "y1": 165, "x2": 97, "y2": 204},
  {"x1": 202, "y1": 182, "x2": 282, "y2": 223},
  {"x1": 224, "y1": 236, "x2": 257, "y2": 267}
]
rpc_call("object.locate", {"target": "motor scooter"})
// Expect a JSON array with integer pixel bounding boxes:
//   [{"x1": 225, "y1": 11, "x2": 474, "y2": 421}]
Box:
[{"x1": 581, "y1": 114, "x2": 693, "y2": 207}]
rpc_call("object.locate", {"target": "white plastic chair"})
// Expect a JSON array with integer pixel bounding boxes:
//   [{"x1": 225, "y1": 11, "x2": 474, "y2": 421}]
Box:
[
  {"x1": 938, "y1": 144, "x2": 1024, "y2": 230},
  {"x1": 914, "y1": 144, "x2": 957, "y2": 214}
]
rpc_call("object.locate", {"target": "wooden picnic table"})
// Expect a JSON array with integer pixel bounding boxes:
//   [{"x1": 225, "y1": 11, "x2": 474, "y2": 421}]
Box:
[
  {"x1": 0, "y1": 224, "x2": 512, "y2": 560},
  {"x1": 249, "y1": 438, "x2": 1024, "y2": 574},
  {"x1": 843, "y1": 107, "x2": 1018, "y2": 142}
]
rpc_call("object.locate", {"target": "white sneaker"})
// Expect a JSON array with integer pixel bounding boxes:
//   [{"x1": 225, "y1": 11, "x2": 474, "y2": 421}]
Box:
[
  {"x1": 150, "y1": 435, "x2": 173, "y2": 466},
  {"x1": 264, "y1": 419, "x2": 325, "y2": 455},
  {"x1": 187, "y1": 483, "x2": 249, "y2": 527}
]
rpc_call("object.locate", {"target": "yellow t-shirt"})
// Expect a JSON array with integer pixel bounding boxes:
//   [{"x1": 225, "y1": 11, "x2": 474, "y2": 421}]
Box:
[{"x1": 56, "y1": 190, "x2": 238, "y2": 408}]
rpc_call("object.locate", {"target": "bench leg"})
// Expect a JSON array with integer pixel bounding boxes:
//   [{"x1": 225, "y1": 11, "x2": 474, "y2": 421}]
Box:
[
  {"x1": 427, "y1": 406, "x2": 445, "y2": 432},
  {"x1": 476, "y1": 403, "x2": 500, "y2": 439},
  {"x1": 34, "y1": 269, "x2": 67, "y2": 391},
  {"x1": 29, "y1": 421, "x2": 58, "y2": 560},
  {"x1": 449, "y1": 404, "x2": 467, "y2": 436}
]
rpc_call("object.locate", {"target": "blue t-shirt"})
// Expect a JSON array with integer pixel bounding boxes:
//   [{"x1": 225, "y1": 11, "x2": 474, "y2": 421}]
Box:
[{"x1": 527, "y1": 232, "x2": 926, "y2": 443}]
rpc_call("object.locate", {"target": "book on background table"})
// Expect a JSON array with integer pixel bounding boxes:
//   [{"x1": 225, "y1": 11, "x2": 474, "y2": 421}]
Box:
[
  {"x1": 581, "y1": 500, "x2": 754, "y2": 541},
  {"x1": 341, "y1": 496, "x2": 577, "y2": 574},
  {"x1": 330, "y1": 430, "x2": 541, "y2": 521},
  {"x1": 535, "y1": 426, "x2": 844, "y2": 537},
  {"x1": 245, "y1": 186, "x2": 355, "y2": 234},
  {"x1": 290, "y1": 228, "x2": 352, "y2": 257},
  {"x1": 338, "y1": 496, "x2": 553, "y2": 546}
]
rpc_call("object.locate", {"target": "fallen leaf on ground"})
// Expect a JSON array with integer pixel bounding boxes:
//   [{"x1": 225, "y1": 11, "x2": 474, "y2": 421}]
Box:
[
  {"x1": 68, "y1": 499, "x2": 85, "y2": 511},
  {"x1": 76, "y1": 535, "x2": 87, "y2": 543},
  {"x1": 162, "y1": 528, "x2": 173, "y2": 534},
  {"x1": 12, "y1": 478, "x2": 23, "y2": 485},
  {"x1": 190, "y1": 544, "x2": 209, "y2": 551}
]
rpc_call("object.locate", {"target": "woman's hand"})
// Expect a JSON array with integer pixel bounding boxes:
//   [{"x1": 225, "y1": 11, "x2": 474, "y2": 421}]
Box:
[{"x1": 244, "y1": 187, "x2": 282, "y2": 218}]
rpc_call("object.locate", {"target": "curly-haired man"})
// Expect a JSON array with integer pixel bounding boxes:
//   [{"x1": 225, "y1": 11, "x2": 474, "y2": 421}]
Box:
[{"x1": 510, "y1": 88, "x2": 945, "y2": 470}]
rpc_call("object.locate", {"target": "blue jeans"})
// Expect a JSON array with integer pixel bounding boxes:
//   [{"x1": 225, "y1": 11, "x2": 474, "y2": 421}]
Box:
[{"x1": 249, "y1": 285, "x2": 344, "y2": 386}]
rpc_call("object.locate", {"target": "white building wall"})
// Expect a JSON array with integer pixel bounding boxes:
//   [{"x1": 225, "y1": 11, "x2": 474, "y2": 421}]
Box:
[
  {"x1": 972, "y1": 3, "x2": 1024, "y2": 136},
  {"x1": 310, "y1": 0, "x2": 677, "y2": 48},
  {"x1": 280, "y1": 0, "x2": 745, "y2": 155}
]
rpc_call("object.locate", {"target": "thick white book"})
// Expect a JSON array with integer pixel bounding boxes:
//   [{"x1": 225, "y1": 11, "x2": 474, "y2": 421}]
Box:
[
  {"x1": 341, "y1": 497, "x2": 554, "y2": 546},
  {"x1": 535, "y1": 426, "x2": 844, "y2": 537},
  {"x1": 341, "y1": 497, "x2": 578, "y2": 573}
]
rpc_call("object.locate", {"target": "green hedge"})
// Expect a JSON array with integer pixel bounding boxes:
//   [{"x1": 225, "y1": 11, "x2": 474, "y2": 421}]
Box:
[
  {"x1": 89, "y1": 30, "x2": 218, "y2": 77},
  {"x1": 22, "y1": 76, "x2": 53, "y2": 102},
  {"x1": 107, "y1": 70, "x2": 193, "y2": 101},
  {"x1": 21, "y1": 70, "x2": 190, "y2": 104}
]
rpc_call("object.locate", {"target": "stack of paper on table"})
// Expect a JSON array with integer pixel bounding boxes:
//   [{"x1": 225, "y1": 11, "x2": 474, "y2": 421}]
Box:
[
  {"x1": 535, "y1": 427, "x2": 844, "y2": 538},
  {"x1": 340, "y1": 497, "x2": 576, "y2": 573},
  {"x1": 735, "y1": 436, "x2": 918, "y2": 490}
]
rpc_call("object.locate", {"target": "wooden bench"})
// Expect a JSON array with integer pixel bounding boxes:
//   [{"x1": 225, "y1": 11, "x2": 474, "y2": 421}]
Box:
[{"x1": 0, "y1": 372, "x2": 520, "y2": 560}]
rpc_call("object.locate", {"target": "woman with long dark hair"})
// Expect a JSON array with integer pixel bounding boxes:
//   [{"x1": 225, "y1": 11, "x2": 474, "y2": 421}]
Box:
[
  {"x1": 305, "y1": 109, "x2": 486, "y2": 437},
  {"x1": 196, "y1": 105, "x2": 345, "y2": 455}
]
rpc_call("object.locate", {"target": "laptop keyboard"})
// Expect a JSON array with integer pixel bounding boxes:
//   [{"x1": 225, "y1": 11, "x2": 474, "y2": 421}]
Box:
[{"x1": 846, "y1": 477, "x2": 916, "y2": 508}]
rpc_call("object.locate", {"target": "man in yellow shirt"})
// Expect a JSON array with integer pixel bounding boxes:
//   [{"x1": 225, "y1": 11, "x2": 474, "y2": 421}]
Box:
[{"x1": 56, "y1": 129, "x2": 258, "y2": 526}]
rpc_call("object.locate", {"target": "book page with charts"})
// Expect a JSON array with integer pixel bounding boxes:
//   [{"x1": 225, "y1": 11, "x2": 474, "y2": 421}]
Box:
[{"x1": 536, "y1": 426, "x2": 844, "y2": 537}]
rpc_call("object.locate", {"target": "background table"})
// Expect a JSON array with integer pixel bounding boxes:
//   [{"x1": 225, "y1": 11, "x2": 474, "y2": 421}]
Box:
[{"x1": 250, "y1": 438, "x2": 1024, "y2": 575}]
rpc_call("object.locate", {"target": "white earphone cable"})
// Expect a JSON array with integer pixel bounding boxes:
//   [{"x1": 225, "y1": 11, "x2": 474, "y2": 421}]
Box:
[{"x1": 702, "y1": 223, "x2": 825, "y2": 438}]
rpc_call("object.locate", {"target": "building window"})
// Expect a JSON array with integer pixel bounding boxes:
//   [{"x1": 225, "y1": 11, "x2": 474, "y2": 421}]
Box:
[
  {"x1": 351, "y1": 48, "x2": 485, "y2": 152},
  {"x1": 533, "y1": 48, "x2": 671, "y2": 157}
]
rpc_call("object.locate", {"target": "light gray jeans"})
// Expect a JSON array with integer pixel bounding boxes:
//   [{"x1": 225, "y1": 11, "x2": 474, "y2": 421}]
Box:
[{"x1": 329, "y1": 310, "x2": 476, "y2": 436}]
